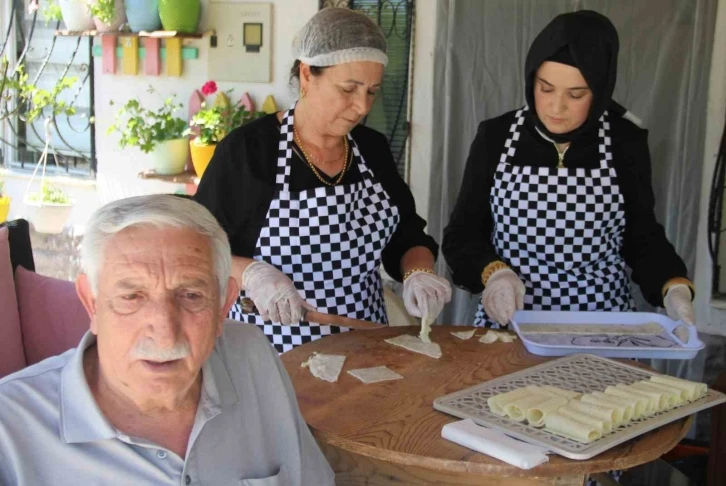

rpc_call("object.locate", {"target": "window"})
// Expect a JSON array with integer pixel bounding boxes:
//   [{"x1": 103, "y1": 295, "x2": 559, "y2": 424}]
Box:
[
  {"x1": 0, "y1": 0, "x2": 96, "y2": 178},
  {"x1": 319, "y1": 0, "x2": 414, "y2": 178}
]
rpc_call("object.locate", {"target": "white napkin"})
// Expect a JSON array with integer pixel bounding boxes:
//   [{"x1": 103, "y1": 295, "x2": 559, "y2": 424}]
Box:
[{"x1": 441, "y1": 419, "x2": 549, "y2": 470}]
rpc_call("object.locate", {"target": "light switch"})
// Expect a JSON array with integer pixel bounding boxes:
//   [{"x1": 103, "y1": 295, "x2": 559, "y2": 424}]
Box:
[{"x1": 207, "y1": 1, "x2": 271, "y2": 82}]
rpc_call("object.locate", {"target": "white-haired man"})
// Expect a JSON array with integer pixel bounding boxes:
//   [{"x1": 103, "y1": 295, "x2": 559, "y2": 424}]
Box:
[{"x1": 0, "y1": 195, "x2": 334, "y2": 485}]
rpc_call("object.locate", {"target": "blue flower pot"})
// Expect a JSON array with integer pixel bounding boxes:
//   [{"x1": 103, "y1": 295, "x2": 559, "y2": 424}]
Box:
[{"x1": 125, "y1": 0, "x2": 161, "y2": 32}]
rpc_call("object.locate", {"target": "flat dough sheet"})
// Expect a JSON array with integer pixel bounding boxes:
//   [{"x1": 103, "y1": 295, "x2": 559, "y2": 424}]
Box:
[
  {"x1": 301, "y1": 353, "x2": 346, "y2": 383},
  {"x1": 385, "y1": 334, "x2": 442, "y2": 358},
  {"x1": 348, "y1": 366, "x2": 403, "y2": 384},
  {"x1": 518, "y1": 322, "x2": 663, "y2": 335}
]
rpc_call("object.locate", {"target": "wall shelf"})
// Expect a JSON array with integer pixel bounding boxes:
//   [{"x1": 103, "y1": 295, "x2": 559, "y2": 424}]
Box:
[
  {"x1": 138, "y1": 169, "x2": 199, "y2": 185},
  {"x1": 55, "y1": 30, "x2": 214, "y2": 77}
]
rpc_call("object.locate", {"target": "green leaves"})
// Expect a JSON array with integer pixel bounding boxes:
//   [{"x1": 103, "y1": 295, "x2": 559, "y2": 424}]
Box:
[
  {"x1": 41, "y1": 0, "x2": 64, "y2": 24},
  {"x1": 0, "y1": 60, "x2": 77, "y2": 124},
  {"x1": 187, "y1": 94, "x2": 265, "y2": 145},
  {"x1": 88, "y1": 0, "x2": 116, "y2": 26},
  {"x1": 26, "y1": 181, "x2": 72, "y2": 204},
  {"x1": 107, "y1": 88, "x2": 187, "y2": 153}
]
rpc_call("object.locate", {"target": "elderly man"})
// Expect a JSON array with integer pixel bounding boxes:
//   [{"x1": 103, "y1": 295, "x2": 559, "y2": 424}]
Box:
[{"x1": 0, "y1": 195, "x2": 334, "y2": 485}]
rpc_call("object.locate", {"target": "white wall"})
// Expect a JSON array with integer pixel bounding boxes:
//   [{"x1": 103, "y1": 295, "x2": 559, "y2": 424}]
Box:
[
  {"x1": 693, "y1": 0, "x2": 726, "y2": 336},
  {"x1": 2, "y1": 0, "x2": 318, "y2": 226},
  {"x1": 407, "y1": 0, "x2": 437, "y2": 219}
]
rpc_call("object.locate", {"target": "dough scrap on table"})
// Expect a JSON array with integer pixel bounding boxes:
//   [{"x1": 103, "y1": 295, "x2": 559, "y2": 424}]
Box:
[
  {"x1": 479, "y1": 330, "x2": 518, "y2": 344},
  {"x1": 385, "y1": 334, "x2": 442, "y2": 358},
  {"x1": 451, "y1": 329, "x2": 476, "y2": 340},
  {"x1": 300, "y1": 352, "x2": 346, "y2": 383},
  {"x1": 348, "y1": 366, "x2": 403, "y2": 384}
]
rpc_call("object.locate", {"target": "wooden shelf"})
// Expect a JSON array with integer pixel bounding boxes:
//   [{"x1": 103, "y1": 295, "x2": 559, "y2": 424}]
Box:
[
  {"x1": 55, "y1": 29, "x2": 214, "y2": 39},
  {"x1": 138, "y1": 169, "x2": 199, "y2": 185}
]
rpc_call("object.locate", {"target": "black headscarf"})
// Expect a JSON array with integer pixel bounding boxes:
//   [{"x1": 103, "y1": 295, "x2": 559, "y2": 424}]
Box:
[{"x1": 524, "y1": 10, "x2": 619, "y2": 143}]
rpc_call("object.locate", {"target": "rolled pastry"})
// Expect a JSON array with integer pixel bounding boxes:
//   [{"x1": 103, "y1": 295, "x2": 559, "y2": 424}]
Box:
[
  {"x1": 545, "y1": 411, "x2": 602, "y2": 443},
  {"x1": 604, "y1": 387, "x2": 652, "y2": 417},
  {"x1": 611, "y1": 384, "x2": 657, "y2": 415},
  {"x1": 556, "y1": 407, "x2": 610, "y2": 435},
  {"x1": 504, "y1": 394, "x2": 552, "y2": 422},
  {"x1": 592, "y1": 391, "x2": 640, "y2": 420},
  {"x1": 641, "y1": 380, "x2": 689, "y2": 402},
  {"x1": 539, "y1": 385, "x2": 582, "y2": 400},
  {"x1": 487, "y1": 388, "x2": 532, "y2": 416},
  {"x1": 526, "y1": 396, "x2": 568, "y2": 427},
  {"x1": 628, "y1": 383, "x2": 676, "y2": 411},
  {"x1": 568, "y1": 398, "x2": 621, "y2": 427},
  {"x1": 636, "y1": 381, "x2": 684, "y2": 406},
  {"x1": 581, "y1": 394, "x2": 632, "y2": 423},
  {"x1": 649, "y1": 375, "x2": 707, "y2": 401}
]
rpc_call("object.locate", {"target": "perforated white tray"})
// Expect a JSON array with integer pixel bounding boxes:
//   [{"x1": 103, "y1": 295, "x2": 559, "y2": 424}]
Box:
[
  {"x1": 433, "y1": 354, "x2": 726, "y2": 460},
  {"x1": 510, "y1": 310, "x2": 704, "y2": 359}
]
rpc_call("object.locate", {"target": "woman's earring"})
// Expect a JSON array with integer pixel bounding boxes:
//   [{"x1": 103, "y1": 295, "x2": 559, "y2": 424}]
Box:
[{"x1": 299, "y1": 87, "x2": 306, "y2": 99}]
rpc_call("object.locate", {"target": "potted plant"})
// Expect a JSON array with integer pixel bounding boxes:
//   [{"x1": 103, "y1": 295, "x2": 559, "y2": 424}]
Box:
[
  {"x1": 0, "y1": 178, "x2": 10, "y2": 224},
  {"x1": 125, "y1": 0, "x2": 161, "y2": 32},
  {"x1": 159, "y1": 0, "x2": 200, "y2": 34},
  {"x1": 56, "y1": 0, "x2": 96, "y2": 32},
  {"x1": 24, "y1": 181, "x2": 75, "y2": 234},
  {"x1": 187, "y1": 81, "x2": 264, "y2": 178},
  {"x1": 107, "y1": 87, "x2": 189, "y2": 175},
  {"x1": 87, "y1": 0, "x2": 126, "y2": 33}
]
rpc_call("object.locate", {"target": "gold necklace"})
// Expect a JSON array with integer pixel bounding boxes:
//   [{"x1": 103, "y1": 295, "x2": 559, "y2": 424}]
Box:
[{"x1": 293, "y1": 125, "x2": 349, "y2": 186}]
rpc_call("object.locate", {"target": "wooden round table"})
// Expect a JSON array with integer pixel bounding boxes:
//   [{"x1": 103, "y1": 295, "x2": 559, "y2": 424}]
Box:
[{"x1": 281, "y1": 326, "x2": 691, "y2": 486}]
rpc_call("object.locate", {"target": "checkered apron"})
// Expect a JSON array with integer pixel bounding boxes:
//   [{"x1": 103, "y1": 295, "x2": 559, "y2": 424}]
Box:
[
  {"x1": 229, "y1": 105, "x2": 401, "y2": 352},
  {"x1": 474, "y1": 107, "x2": 634, "y2": 327}
]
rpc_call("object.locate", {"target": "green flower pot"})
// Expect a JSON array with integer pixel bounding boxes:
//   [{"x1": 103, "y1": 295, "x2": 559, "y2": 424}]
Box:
[{"x1": 159, "y1": 0, "x2": 200, "y2": 34}]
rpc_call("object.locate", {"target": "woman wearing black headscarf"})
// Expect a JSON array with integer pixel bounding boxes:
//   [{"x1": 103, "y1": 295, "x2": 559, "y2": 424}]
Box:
[{"x1": 442, "y1": 10, "x2": 695, "y2": 328}]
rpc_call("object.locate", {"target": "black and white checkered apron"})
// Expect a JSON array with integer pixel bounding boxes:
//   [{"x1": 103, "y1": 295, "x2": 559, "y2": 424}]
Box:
[
  {"x1": 229, "y1": 104, "x2": 401, "y2": 353},
  {"x1": 474, "y1": 107, "x2": 634, "y2": 327}
]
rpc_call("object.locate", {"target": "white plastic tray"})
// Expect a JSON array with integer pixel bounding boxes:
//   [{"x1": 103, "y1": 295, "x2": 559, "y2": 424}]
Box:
[
  {"x1": 433, "y1": 354, "x2": 725, "y2": 460},
  {"x1": 510, "y1": 310, "x2": 704, "y2": 359}
]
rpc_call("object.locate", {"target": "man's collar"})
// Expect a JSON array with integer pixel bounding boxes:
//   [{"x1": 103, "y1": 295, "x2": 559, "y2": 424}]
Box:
[{"x1": 59, "y1": 332, "x2": 239, "y2": 444}]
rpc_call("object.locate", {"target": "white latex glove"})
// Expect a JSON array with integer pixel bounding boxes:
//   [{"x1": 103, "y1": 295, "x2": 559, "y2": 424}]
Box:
[
  {"x1": 403, "y1": 271, "x2": 452, "y2": 322},
  {"x1": 482, "y1": 268, "x2": 525, "y2": 326},
  {"x1": 664, "y1": 284, "x2": 695, "y2": 325},
  {"x1": 242, "y1": 261, "x2": 314, "y2": 325}
]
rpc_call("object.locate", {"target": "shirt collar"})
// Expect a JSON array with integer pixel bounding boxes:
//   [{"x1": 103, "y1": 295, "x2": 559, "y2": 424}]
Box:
[{"x1": 60, "y1": 332, "x2": 239, "y2": 444}]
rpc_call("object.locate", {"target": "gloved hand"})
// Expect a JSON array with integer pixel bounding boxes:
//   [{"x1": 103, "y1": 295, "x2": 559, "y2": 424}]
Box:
[
  {"x1": 664, "y1": 284, "x2": 695, "y2": 325},
  {"x1": 242, "y1": 261, "x2": 314, "y2": 325},
  {"x1": 403, "y1": 271, "x2": 452, "y2": 322},
  {"x1": 482, "y1": 268, "x2": 525, "y2": 326}
]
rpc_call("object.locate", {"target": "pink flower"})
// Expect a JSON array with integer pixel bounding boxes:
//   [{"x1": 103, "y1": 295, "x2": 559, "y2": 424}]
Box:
[{"x1": 201, "y1": 81, "x2": 218, "y2": 96}]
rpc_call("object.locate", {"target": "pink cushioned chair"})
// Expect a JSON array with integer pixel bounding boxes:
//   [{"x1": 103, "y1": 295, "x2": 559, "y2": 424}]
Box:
[{"x1": 0, "y1": 220, "x2": 90, "y2": 378}]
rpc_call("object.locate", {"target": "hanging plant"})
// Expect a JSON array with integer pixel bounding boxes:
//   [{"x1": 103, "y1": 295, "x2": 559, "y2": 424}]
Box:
[
  {"x1": 88, "y1": 0, "x2": 116, "y2": 26},
  {"x1": 26, "y1": 180, "x2": 72, "y2": 205}
]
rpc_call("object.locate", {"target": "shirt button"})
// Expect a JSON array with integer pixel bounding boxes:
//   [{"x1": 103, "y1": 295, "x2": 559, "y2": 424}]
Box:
[
  {"x1": 156, "y1": 450, "x2": 167, "y2": 459},
  {"x1": 185, "y1": 475, "x2": 191, "y2": 485}
]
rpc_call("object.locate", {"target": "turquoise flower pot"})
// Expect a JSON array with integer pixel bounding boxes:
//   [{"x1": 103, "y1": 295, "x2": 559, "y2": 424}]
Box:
[
  {"x1": 159, "y1": 0, "x2": 200, "y2": 34},
  {"x1": 125, "y1": 0, "x2": 161, "y2": 32}
]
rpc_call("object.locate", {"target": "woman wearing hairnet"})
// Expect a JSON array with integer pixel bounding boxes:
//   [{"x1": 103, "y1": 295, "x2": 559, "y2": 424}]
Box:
[
  {"x1": 442, "y1": 10, "x2": 695, "y2": 329},
  {"x1": 195, "y1": 8, "x2": 451, "y2": 353}
]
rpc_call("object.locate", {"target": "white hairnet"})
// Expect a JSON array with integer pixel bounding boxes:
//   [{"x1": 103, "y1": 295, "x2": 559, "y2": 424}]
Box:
[{"x1": 292, "y1": 8, "x2": 388, "y2": 67}]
